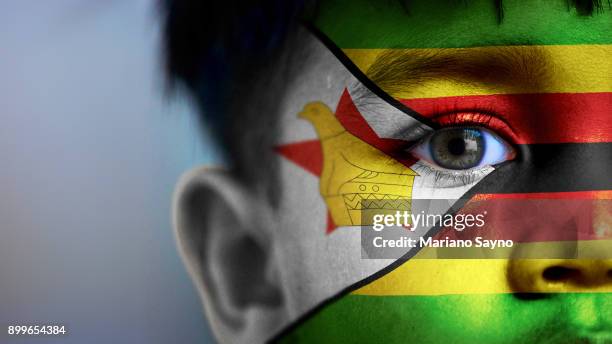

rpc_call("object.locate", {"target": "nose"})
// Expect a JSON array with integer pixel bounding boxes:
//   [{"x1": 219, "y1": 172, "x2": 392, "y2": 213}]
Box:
[
  {"x1": 508, "y1": 259, "x2": 612, "y2": 293},
  {"x1": 506, "y1": 196, "x2": 612, "y2": 293}
]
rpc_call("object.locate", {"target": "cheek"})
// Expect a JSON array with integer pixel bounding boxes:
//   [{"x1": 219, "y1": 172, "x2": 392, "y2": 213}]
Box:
[
  {"x1": 400, "y1": 294, "x2": 569, "y2": 344},
  {"x1": 275, "y1": 146, "x2": 328, "y2": 239},
  {"x1": 273, "y1": 156, "x2": 327, "y2": 310},
  {"x1": 408, "y1": 295, "x2": 514, "y2": 341}
]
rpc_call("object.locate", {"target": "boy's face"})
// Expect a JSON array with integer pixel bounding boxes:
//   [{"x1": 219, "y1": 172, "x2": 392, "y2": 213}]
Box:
[
  {"x1": 271, "y1": 1, "x2": 611, "y2": 342},
  {"x1": 175, "y1": 0, "x2": 611, "y2": 342}
]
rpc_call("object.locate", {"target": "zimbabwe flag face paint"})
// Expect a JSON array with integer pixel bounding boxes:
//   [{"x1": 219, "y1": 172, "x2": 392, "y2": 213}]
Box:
[{"x1": 271, "y1": 1, "x2": 612, "y2": 343}]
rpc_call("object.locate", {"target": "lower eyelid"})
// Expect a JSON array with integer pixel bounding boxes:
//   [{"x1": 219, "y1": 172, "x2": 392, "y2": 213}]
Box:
[{"x1": 411, "y1": 161, "x2": 494, "y2": 189}]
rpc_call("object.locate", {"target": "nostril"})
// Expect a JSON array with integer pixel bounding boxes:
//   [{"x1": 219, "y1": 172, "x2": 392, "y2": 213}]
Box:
[
  {"x1": 608, "y1": 270, "x2": 612, "y2": 279},
  {"x1": 542, "y1": 266, "x2": 580, "y2": 282}
]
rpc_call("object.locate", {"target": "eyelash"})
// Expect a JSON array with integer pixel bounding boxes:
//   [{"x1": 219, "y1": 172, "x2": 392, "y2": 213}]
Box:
[{"x1": 405, "y1": 111, "x2": 516, "y2": 188}]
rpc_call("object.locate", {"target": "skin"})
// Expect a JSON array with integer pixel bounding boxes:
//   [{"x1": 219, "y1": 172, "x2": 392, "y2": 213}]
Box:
[
  {"x1": 173, "y1": 1, "x2": 611, "y2": 343},
  {"x1": 300, "y1": 1, "x2": 611, "y2": 343}
]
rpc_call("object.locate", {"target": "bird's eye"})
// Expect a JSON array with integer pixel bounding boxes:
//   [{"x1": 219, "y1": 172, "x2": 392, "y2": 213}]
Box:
[{"x1": 410, "y1": 127, "x2": 515, "y2": 171}]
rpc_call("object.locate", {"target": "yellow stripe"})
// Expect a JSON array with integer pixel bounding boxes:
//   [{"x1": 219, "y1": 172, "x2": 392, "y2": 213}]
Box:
[
  {"x1": 353, "y1": 241, "x2": 612, "y2": 296},
  {"x1": 344, "y1": 45, "x2": 612, "y2": 99}
]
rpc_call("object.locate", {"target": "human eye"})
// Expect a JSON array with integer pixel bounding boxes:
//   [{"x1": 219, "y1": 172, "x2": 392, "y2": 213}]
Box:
[{"x1": 408, "y1": 112, "x2": 517, "y2": 188}]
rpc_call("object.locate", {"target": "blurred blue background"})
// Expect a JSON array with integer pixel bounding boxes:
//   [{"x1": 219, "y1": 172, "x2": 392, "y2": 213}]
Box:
[{"x1": 0, "y1": 1, "x2": 218, "y2": 343}]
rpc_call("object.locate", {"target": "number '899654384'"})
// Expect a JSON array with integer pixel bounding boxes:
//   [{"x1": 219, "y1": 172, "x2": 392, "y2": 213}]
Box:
[{"x1": 7, "y1": 325, "x2": 66, "y2": 336}]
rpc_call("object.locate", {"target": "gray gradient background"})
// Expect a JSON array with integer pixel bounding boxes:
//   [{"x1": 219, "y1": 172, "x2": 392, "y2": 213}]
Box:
[{"x1": 0, "y1": 1, "x2": 217, "y2": 343}]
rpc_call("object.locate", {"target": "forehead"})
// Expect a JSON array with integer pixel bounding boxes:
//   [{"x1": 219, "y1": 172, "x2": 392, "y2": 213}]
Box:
[{"x1": 314, "y1": 0, "x2": 610, "y2": 48}]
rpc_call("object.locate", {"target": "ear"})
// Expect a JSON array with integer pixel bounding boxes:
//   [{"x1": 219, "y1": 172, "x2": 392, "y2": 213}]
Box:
[{"x1": 172, "y1": 167, "x2": 287, "y2": 344}]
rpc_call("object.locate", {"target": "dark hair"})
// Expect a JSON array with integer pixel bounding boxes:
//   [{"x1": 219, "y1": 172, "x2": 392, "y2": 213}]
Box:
[
  {"x1": 162, "y1": 0, "x2": 309, "y2": 135},
  {"x1": 162, "y1": 0, "x2": 313, "y2": 202}
]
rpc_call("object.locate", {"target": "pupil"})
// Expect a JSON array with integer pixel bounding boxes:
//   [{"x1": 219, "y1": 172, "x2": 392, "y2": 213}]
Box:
[
  {"x1": 429, "y1": 127, "x2": 485, "y2": 170},
  {"x1": 447, "y1": 138, "x2": 466, "y2": 156}
]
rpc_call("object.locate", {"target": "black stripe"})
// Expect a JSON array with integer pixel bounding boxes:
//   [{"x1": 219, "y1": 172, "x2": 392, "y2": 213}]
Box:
[{"x1": 484, "y1": 143, "x2": 612, "y2": 193}]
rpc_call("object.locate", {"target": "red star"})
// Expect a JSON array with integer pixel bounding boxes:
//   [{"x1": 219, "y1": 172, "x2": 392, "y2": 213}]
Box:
[
  {"x1": 274, "y1": 89, "x2": 416, "y2": 234},
  {"x1": 274, "y1": 140, "x2": 337, "y2": 233}
]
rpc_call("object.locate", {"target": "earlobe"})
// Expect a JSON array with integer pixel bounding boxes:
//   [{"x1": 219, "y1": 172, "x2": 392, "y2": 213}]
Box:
[{"x1": 173, "y1": 167, "x2": 287, "y2": 343}]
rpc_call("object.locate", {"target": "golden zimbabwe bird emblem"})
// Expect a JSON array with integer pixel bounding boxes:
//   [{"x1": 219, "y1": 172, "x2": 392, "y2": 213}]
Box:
[{"x1": 299, "y1": 101, "x2": 417, "y2": 226}]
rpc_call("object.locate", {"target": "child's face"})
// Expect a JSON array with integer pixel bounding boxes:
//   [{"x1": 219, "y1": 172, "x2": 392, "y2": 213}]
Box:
[
  {"x1": 270, "y1": 1, "x2": 611, "y2": 342},
  {"x1": 177, "y1": 1, "x2": 611, "y2": 342}
]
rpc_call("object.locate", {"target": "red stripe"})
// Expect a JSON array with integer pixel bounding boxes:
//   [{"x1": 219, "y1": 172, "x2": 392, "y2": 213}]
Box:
[
  {"x1": 401, "y1": 92, "x2": 612, "y2": 144},
  {"x1": 435, "y1": 191, "x2": 612, "y2": 242}
]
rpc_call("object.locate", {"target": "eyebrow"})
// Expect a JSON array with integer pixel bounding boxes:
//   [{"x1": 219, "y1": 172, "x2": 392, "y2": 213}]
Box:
[{"x1": 365, "y1": 46, "x2": 553, "y2": 99}]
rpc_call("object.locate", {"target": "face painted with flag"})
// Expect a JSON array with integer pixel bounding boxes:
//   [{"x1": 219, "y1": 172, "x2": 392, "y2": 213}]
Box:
[
  {"x1": 271, "y1": 1, "x2": 612, "y2": 343},
  {"x1": 172, "y1": 1, "x2": 611, "y2": 343}
]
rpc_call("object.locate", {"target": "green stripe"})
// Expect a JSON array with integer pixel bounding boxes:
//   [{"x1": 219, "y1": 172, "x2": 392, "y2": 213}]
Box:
[
  {"x1": 313, "y1": 0, "x2": 612, "y2": 48},
  {"x1": 279, "y1": 293, "x2": 612, "y2": 343}
]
